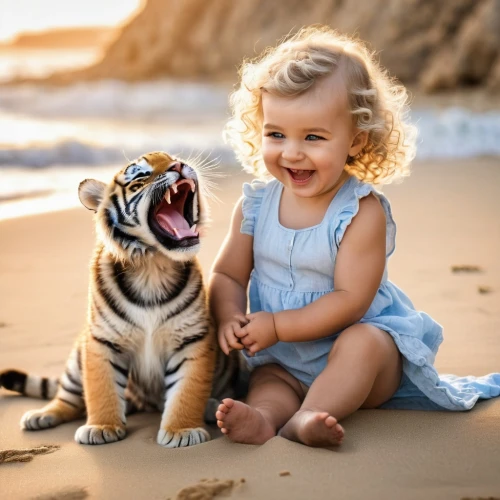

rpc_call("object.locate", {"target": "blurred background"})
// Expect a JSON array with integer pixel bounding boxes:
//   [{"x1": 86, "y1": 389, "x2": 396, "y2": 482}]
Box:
[{"x1": 0, "y1": 0, "x2": 499, "y2": 220}]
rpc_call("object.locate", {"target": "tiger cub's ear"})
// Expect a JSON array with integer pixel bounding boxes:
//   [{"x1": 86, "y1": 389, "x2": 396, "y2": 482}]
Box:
[{"x1": 79, "y1": 179, "x2": 107, "y2": 212}]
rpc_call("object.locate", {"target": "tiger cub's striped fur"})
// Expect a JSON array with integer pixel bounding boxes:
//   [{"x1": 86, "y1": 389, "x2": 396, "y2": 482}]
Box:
[{"x1": 0, "y1": 152, "x2": 246, "y2": 448}]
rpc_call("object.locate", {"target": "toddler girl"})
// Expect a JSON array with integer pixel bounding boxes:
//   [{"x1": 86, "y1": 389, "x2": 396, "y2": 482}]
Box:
[{"x1": 209, "y1": 26, "x2": 500, "y2": 447}]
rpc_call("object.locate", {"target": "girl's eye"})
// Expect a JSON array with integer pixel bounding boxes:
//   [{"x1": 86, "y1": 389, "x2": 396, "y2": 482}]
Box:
[
  {"x1": 305, "y1": 134, "x2": 325, "y2": 141},
  {"x1": 267, "y1": 132, "x2": 284, "y2": 139}
]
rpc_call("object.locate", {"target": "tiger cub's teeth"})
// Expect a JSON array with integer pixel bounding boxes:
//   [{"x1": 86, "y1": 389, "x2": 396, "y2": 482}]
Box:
[
  {"x1": 190, "y1": 224, "x2": 197, "y2": 233},
  {"x1": 171, "y1": 184, "x2": 178, "y2": 194},
  {"x1": 164, "y1": 190, "x2": 171, "y2": 204},
  {"x1": 187, "y1": 179, "x2": 196, "y2": 192}
]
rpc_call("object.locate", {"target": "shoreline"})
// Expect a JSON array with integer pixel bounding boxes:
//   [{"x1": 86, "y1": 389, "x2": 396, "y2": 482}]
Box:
[{"x1": 1, "y1": 155, "x2": 498, "y2": 221}]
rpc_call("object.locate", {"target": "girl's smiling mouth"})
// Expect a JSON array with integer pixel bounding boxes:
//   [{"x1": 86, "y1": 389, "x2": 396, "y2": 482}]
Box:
[{"x1": 286, "y1": 168, "x2": 314, "y2": 184}]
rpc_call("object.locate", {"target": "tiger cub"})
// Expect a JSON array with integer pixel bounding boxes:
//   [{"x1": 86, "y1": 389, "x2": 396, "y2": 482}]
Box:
[{"x1": 0, "y1": 152, "x2": 242, "y2": 448}]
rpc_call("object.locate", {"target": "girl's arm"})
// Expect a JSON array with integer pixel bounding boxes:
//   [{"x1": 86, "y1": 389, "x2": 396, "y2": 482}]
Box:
[
  {"x1": 208, "y1": 197, "x2": 254, "y2": 354},
  {"x1": 274, "y1": 194, "x2": 387, "y2": 344}
]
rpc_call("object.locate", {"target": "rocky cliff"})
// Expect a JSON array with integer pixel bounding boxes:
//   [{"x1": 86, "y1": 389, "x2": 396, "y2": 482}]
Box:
[{"x1": 74, "y1": 0, "x2": 500, "y2": 92}]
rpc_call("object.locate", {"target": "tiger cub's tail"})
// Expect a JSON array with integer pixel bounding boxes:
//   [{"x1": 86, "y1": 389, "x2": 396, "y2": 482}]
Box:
[
  {"x1": 205, "y1": 351, "x2": 250, "y2": 424},
  {"x1": 0, "y1": 369, "x2": 59, "y2": 400}
]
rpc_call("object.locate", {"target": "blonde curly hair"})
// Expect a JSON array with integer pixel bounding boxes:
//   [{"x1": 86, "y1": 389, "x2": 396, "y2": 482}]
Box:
[{"x1": 224, "y1": 25, "x2": 417, "y2": 185}]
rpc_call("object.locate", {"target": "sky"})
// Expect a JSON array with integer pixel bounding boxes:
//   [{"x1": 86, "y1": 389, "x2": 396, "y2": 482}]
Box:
[{"x1": 0, "y1": 0, "x2": 143, "y2": 41}]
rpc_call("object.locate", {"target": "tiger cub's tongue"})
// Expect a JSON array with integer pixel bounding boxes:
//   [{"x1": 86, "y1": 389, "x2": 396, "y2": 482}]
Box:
[
  {"x1": 156, "y1": 211, "x2": 196, "y2": 238},
  {"x1": 290, "y1": 169, "x2": 312, "y2": 181}
]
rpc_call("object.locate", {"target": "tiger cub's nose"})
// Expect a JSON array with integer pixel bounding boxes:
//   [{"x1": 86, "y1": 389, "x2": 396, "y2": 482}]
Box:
[{"x1": 168, "y1": 162, "x2": 183, "y2": 174}]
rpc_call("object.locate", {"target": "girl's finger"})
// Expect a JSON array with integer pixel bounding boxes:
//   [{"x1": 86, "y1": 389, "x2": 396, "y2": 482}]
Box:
[
  {"x1": 248, "y1": 344, "x2": 259, "y2": 354},
  {"x1": 240, "y1": 335, "x2": 253, "y2": 347},
  {"x1": 234, "y1": 313, "x2": 249, "y2": 325},
  {"x1": 218, "y1": 334, "x2": 230, "y2": 356},
  {"x1": 226, "y1": 330, "x2": 244, "y2": 350},
  {"x1": 234, "y1": 327, "x2": 247, "y2": 338}
]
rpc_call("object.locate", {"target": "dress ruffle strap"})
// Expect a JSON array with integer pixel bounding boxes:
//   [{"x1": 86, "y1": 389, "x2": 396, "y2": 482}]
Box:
[
  {"x1": 241, "y1": 179, "x2": 268, "y2": 236},
  {"x1": 333, "y1": 179, "x2": 397, "y2": 258}
]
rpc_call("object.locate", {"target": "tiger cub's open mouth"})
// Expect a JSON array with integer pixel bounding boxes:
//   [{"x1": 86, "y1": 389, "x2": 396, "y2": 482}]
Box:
[{"x1": 149, "y1": 178, "x2": 199, "y2": 248}]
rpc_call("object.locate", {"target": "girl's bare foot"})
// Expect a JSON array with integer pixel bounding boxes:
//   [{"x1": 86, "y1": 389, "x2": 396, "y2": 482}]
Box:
[
  {"x1": 215, "y1": 398, "x2": 276, "y2": 445},
  {"x1": 279, "y1": 409, "x2": 344, "y2": 447}
]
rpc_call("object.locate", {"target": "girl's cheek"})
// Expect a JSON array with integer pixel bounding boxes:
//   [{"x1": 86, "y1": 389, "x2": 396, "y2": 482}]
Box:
[
  {"x1": 263, "y1": 151, "x2": 279, "y2": 170},
  {"x1": 262, "y1": 141, "x2": 280, "y2": 158},
  {"x1": 261, "y1": 143, "x2": 273, "y2": 163}
]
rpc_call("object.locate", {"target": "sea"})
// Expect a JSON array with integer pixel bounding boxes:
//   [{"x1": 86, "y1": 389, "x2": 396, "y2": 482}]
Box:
[{"x1": 1, "y1": 47, "x2": 499, "y2": 221}]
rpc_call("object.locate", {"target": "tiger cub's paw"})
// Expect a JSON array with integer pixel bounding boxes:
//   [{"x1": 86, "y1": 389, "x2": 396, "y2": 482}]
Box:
[
  {"x1": 21, "y1": 409, "x2": 63, "y2": 430},
  {"x1": 75, "y1": 424, "x2": 126, "y2": 445},
  {"x1": 157, "y1": 427, "x2": 210, "y2": 448}
]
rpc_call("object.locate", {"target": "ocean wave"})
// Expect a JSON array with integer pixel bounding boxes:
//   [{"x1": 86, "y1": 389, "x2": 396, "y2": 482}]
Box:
[
  {"x1": 0, "y1": 80, "x2": 499, "y2": 166},
  {"x1": 0, "y1": 139, "x2": 235, "y2": 168},
  {"x1": 1, "y1": 110, "x2": 500, "y2": 167},
  {"x1": 0, "y1": 80, "x2": 229, "y2": 118},
  {"x1": 414, "y1": 108, "x2": 500, "y2": 159},
  {"x1": 0, "y1": 140, "x2": 126, "y2": 167}
]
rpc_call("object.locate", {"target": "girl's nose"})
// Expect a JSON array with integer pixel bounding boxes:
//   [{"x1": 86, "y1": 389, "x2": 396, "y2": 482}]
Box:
[{"x1": 281, "y1": 142, "x2": 303, "y2": 162}]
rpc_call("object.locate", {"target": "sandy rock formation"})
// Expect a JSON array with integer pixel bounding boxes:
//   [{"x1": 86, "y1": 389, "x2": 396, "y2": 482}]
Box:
[{"x1": 67, "y1": 0, "x2": 500, "y2": 92}]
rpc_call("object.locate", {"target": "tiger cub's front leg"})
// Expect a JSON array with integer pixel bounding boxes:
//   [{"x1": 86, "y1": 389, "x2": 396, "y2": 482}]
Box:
[
  {"x1": 74, "y1": 333, "x2": 129, "y2": 445},
  {"x1": 157, "y1": 330, "x2": 216, "y2": 448}
]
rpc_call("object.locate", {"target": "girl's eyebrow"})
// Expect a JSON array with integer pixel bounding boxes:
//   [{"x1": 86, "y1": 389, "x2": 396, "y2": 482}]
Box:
[
  {"x1": 263, "y1": 123, "x2": 283, "y2": 130},
  {"x1": 305, "y1": 127, "x2": 331, "y2": 134}
]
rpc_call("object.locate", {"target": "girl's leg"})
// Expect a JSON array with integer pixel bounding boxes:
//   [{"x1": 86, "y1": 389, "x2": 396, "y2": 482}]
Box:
[
  {"x1": 280, "y1": 324, "x2": 402, "y2": 447},
  {"x1": 216, "y1": 363, "x2": 303, "y2": 444}
]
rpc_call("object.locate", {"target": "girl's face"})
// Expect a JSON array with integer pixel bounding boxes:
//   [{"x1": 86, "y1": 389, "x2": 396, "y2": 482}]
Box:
[{"x1": 261, "y1": 74, "x2": 366, "y2": 201}]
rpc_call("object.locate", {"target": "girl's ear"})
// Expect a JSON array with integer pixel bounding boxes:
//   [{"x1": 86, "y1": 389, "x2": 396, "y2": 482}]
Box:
[
  {"x1": 79, "y1": 179, "x2": 106, "y2": 212},
  {"x1": 349, "y1": 130, "x2": 368, "y2": 158}
]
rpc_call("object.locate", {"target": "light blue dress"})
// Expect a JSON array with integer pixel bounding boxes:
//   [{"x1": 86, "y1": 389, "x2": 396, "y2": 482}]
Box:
[{"x1": 240, "y1": 175, "x2": 500, "y2": 411}]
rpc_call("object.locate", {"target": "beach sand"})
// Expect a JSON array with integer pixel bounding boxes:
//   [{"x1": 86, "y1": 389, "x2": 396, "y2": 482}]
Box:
[{"x1": 0, "y1": 158, "x2": 499, "y2": 499}]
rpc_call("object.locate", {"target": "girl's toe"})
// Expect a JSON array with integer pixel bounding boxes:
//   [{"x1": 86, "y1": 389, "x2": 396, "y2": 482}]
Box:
[{"x1": 325, "y1": 416, "x2": 337, "y2": 427}]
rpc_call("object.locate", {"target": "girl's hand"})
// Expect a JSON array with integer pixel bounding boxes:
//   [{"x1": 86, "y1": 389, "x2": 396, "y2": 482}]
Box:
[
  {"x1": 236, "y1": 311, "x2": 279, "y2": 356},
  {"x1": 218, "y1": 313, "x2": 249, "y2": 355}
]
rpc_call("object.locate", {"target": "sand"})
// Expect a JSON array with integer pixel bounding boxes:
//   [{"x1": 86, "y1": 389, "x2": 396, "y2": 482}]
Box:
[{"x1": 0, "y1": 159, "x2": 499, "y2": 499}]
